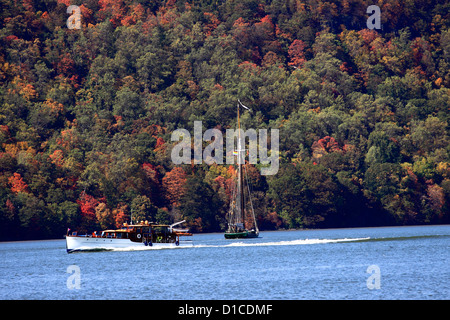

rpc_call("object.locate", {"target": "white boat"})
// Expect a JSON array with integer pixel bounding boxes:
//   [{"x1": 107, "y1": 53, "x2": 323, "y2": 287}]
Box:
[{"x1": 66, "y1": 220, "x2": 193, "y2": 253}]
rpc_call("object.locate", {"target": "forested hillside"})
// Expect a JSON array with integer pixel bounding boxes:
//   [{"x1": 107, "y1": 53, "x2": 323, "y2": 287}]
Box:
[{"x1": 1, "y1": 0, "x2": 450, "y2": 240}]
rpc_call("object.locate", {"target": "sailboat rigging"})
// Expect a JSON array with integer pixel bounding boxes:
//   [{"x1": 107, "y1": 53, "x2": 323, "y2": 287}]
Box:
[{"x1": 224, "y1": 101, "x2": 259, "y2": 239}]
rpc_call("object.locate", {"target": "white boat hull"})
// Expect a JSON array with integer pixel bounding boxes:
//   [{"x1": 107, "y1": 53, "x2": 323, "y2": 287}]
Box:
[{"x1": 66, "y1": 236, "x2": 192, "y2": 253}]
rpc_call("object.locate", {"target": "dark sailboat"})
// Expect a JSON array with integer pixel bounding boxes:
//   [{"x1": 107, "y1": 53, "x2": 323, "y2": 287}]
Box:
[{"x1": 225, "y1": 101, "x2": 259, "y2": 239}]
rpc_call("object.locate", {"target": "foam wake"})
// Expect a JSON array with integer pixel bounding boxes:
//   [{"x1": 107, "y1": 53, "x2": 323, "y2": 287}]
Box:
[
  {"x1": 221, "y1": 237, "x2": 370, "y2": 247},
  {"x1": 101, "y1": 237, "x2": 371, "y2": 252},
  {"x1": 192, "y1": 237, "x2": 370, "y2": 249}
]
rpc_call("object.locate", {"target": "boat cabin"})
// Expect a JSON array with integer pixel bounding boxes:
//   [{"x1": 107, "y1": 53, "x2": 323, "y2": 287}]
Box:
[{"x1": 70, "y1": 221, "x2": 191, "y2": 245}]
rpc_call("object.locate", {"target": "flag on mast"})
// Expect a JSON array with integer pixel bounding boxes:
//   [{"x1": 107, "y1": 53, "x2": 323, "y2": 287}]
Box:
[{"x1": 238, "y1": 99, "x2": 251, "y2": 111}]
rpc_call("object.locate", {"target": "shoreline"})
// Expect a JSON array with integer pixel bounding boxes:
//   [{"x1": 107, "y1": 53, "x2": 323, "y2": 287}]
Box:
[{"x1": 1, "y1": 223, "x2": 448, "y2": 243}]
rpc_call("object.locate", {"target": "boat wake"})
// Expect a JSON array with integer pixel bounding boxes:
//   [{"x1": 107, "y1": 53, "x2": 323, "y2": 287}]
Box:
[
  {"x1": 222, "y1": 237, "x2": 371, "y2": 247},
  {"x1": 194, "y1": 237, "x2": 371, "y2": 249},
  {"x1": 98, "y1": 237, "x2": 370, "y2": 252}
]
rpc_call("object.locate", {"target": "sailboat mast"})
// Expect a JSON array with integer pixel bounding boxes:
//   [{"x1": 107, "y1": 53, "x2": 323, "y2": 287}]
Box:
[
  {"x1": 225, "y1": 100, "x2": 259, "y2": 239},
  {"x1": 237, "y1": 105, "x2": 245, "y2": 228}
]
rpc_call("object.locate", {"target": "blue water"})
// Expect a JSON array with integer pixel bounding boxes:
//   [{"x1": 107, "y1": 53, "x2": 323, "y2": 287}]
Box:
[{"x1": 0, "y1": 225, "x2": 448, "y2": 300}]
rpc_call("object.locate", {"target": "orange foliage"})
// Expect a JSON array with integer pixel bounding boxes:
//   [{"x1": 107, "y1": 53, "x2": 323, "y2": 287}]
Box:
[
  {"x1": 162, "y1": 167, "x2": 187, "y2": 207},
  {"x1": 3, "y1": 141, "x2": 30, "y2": 158},
  {"x1": 42, "y1": 98, "x2": 64, "y2": 115},
  {"x1": 203, "y1": 12, "x2": 220, "y2": 36},
  {"x1": 56, "y1": 128, "x2": 79, "y2": 150},
  {"x1": 154, "y1": 137, "x2": 166, "y2": 155},
  {"x1": 113, "y1": 204, "x2": 128, "y2": 228},
  {"x1": 49, "y1": 149, "x2": 64, "y2": 167},
  {"x1": 9, "y1": 76, "x2": 37, "y2": 101},
  {"x1": 56, "y1": 0, "x2": 70, "y2": 5},
  {"x1": 9, "y1": 173, "x2": 29, "y2": 194},
  {"x1": 121, "y1": 16, "x2": 135, "y2": 26}
]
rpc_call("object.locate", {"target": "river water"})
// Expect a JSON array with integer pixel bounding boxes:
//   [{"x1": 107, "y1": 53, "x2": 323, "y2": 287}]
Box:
[{"x1": 0, "y1": 225, "x2": 448, "y2": 300}]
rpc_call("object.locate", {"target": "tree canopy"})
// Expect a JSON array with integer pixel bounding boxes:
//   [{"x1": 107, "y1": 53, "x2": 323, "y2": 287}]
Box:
[{"x1": 1, "y1": 0, "x2": 449, "y2": 240}]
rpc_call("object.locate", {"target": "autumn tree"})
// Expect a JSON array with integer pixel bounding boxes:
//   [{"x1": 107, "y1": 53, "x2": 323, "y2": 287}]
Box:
[
  {"x1": 9, "y1": 173, "x2": 29, "y2": 194},
  {"x1": 162, "y1": 166, "x2": 187, "y2": 208},
  {"x1": 288, "y1": 39, "x2": 306, "y2": 68}
]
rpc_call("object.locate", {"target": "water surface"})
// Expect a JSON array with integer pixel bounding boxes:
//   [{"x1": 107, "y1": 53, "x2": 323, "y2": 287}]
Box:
[{"x1": 0, "y1": 225, "x2": 448, "y2": 299}]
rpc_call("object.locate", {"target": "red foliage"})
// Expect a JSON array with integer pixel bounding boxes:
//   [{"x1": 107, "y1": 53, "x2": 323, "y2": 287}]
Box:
[
  {"x1": 77, "y1": 193, "x2": 99, "y2": 218},
  {"x1": 22, "y1": 0, "x2": 33, "y2": 11},
  {"x1": 315, "y1": 136, "x2": 341, "y2": 153},
  {"x1": 0, "y1": 125, "x2": 9, "y2": 135},
  {"x1": 6, "y1": 199, "x2": 15, "y2": 213},
  {"x1": 214, "y1": 83, "x2": 224, "y2": 90},
  {"x1": 162, "y1": 167, "x2": 187, "y2": 207},
  {"x1": 340, "y1": 62, "x2": 351, "y2": 73},
  {"x1": 253, "y1": 15, "x2": 276, "y2": 52},
  {"x1": 232, "y1": 17, "x2": 251, "y2": 44},
  {"x1": 9, "y1": 173, "x2": 29, "y2": 194},
  {"x1": 265, "y1": 211, "x2": 283, "y2": 228},
  {"x1": 255, "y1": 15, "x2": 274, "y2": 34},
  {"x1": 358, "y1": 29, "x2": 379, "y2": 45},
  {"x1": 233, "y1": 17, "x2": 248, "y2": 28},
  {"x1": 154, "y1": 137, "x2": 166, "y2": 155},
  {"x1": 98, "y1": 0, "x2": 126, "y2": 26},
  {"x1": 56, "y1": 53, "x2": 75, "y2": 76},
  {"x1": 56, "y1": 0, "x2": 70, "y2": 5},
  {"x1": 5, "y1": 35, "x2": 19, "y2": 41},
  {"x1": 155, "y1": 137, "x2": 165, "y2": 149},
  {"x1": 213, "y1": 175, "x2": 234, "y2": 200},
  {"x1": 288, "y1": 39, "x2": 306, "y2": 68},
  {"x1": 79, "y1": 4, "x2": 93, "y2": 25},
  {"x1": 142, "y1": 162, "x2": 159, "y2": 183},
  {"x1": 121, "y1": 16, "x2": 135, "y2": 26},
  {"x1": 312, "y1": 136, "x2": 342, "y2": 160}
]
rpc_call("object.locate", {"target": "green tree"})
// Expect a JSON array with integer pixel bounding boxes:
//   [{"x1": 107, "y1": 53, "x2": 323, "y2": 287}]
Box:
[
  {"x1": 268, "y1": 162, "x2": 343, "y2": 228},
  {"x1": 178, "y1": 174, "x2": 222, "y2": 232},
  {"x1": 131, "y1": 195, "x2": 157, "y2": 223}
]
